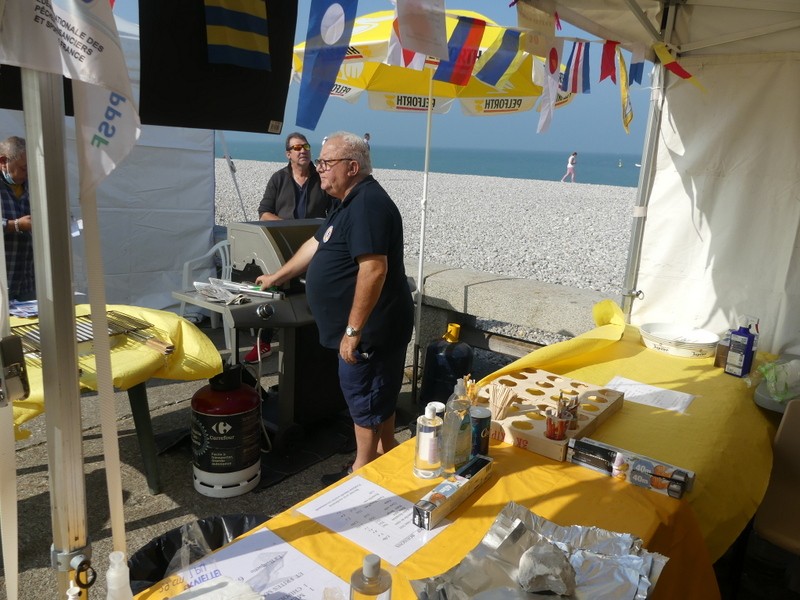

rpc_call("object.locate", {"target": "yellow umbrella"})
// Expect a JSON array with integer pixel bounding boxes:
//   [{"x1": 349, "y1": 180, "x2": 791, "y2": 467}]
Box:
[{"x1": 293, "y1": 10, "x2": 549, "y2": 117}]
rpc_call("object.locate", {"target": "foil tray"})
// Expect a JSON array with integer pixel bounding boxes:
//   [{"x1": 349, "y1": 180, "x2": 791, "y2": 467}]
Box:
[{"x1": 411, "y1": 502, "x2": 667, "y2": 600}]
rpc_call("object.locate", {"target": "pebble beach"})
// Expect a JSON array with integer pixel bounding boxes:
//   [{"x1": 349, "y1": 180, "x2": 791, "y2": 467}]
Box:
[{"x1": 215, "y1": 158, "x2": 637, "y2": 296}]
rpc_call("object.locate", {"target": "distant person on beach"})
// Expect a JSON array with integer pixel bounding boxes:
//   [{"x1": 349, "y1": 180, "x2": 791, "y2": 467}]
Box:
[
  {"x1": 363, "y1": 132, "x2": 371, "y2": 149},
  {"x1": 1, "y1": 136, "x2": 35, "y2": 301},
  {"x1": 561, "y1": 151, "x2": 577, "y2": 183},
  {"x1": 255, "y1": 131, "x2": 413, "y2": 485},
  {"x1": 247, "y1": 132, "x2": 333, "y2": 363}
]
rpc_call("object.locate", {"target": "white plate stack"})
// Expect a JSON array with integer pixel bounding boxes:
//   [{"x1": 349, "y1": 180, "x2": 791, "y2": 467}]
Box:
[{"x1": 639, "y1": 323, "x2": 720, "y2": 358}]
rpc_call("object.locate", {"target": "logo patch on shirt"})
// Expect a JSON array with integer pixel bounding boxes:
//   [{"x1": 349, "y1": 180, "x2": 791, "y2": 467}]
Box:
[{"x1": 323, "y1": 225, "x2": 334, "y2": 242}]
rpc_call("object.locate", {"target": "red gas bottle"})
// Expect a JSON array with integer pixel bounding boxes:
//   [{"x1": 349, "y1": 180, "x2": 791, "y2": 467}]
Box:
[{"x1": 191, "y1": 365, "x2": 262, "y2": 497}]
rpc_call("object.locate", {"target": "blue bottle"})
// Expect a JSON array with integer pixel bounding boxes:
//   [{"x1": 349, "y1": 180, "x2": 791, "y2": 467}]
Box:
[
  {"x1": 419, "y1": 323, "x2": 474, "y2": 412},
  {"x1": 724, "y1": 322, "x2": 755, "y2": 377}
]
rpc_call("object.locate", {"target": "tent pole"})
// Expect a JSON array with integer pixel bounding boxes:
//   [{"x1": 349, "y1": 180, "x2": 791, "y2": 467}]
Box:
[
  {"x1": 22, "y1": 68, "x2": 89, "y2": 596},
  {"x1": 621, "y1": 7, "x2": 676, "y2": 321},
  {"x1": 217, "y1": 131, "x2": 248, "y2": 221},
  {"x1": 411, "y1": 72, "x2": 435, "y2": 409}
]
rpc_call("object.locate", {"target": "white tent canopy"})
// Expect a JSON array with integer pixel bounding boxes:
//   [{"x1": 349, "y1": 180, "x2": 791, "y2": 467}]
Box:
[
  {"x1": 526, "y1": 0, "x2": 800, "y2": 353},
  {"x1": 0, "y1": 17, "x2": 216, "y2": 311}
]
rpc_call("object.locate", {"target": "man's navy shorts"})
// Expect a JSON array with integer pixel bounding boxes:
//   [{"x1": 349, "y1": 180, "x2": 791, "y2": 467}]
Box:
[{"x1": 337, "y1": 345, "x2": 407, "y2": 428}]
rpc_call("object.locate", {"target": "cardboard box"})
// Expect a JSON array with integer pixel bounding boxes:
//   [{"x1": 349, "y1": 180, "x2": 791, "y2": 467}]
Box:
[
  {"x1": 412, "y1": 455, "x2": 493, "y2": 530},
  {"x1": 567, "y1": 438, "x2": 695, "y2": 499}
]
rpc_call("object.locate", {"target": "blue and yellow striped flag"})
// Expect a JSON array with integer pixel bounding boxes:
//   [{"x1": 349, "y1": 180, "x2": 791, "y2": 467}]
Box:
[
  {"x1": 474, "y1": 28, "x2": 525, "y2": 89},
  {"x1": 205, "y1": 0, "x2": 271, "y2": 70}
]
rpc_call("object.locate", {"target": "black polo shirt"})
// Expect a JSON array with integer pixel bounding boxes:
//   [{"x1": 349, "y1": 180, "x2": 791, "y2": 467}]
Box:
[{"x1": 306, "y1": 176, "x2": 413, "y2": 351}]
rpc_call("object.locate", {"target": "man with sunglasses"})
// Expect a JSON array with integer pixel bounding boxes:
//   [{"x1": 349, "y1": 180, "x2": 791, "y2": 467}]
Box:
[
  {"x1": 246, "y1": 133, "x2": 334, "y2": 362},
  {"x1": 256, "y1": 131, "x2": 413, "y2": 485},
  {"x1": 258, "y1": 132, "x2": 332, "y2": 221}
]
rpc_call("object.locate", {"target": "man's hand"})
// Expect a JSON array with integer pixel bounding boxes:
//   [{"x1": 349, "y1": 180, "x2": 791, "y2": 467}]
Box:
[
  {"x1": 16, "y1": 215, "x2": 31, "y2": 232},
  {"x1": 339, "y1": 332, "x2": 361, "y2": 364},
  {"x1": 255, "y1": 273, "x2": 279, "y2": 290}
]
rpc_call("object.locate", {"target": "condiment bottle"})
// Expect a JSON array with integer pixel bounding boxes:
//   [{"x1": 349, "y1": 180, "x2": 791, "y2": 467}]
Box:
[
  {"x1": 349, "y1": 554, "x2": 392, "y2": 599},
  {"x1": 106, "y1": 551, "x2": 134, "y2": 600},
  {"x1": 413, "y1": 403, "x2": 442, "y2": 478}
]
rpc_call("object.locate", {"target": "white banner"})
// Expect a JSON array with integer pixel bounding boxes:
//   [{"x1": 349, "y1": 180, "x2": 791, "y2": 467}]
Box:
[{"x1": 0, "y1": 0, "x2": 140, "y2": 195}]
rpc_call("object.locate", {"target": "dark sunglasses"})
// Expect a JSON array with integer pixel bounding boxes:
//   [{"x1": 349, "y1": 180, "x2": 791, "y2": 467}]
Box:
[{"x1": 287, "y1": 143, "x2": 311, "y2": 152}]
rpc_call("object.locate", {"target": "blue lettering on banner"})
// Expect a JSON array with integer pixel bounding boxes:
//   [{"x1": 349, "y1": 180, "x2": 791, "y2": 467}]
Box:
[{"x1": 91, "y1": 92, "x2": 127, "y2": 148}]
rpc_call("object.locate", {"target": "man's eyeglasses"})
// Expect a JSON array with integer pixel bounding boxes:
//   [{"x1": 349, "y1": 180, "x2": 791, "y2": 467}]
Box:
[
  {"x1": 287, "y1": 143, "x2": 311, "y2": 152},
  {"x1": 314, "y1": 158, "x2": 353, "y2": 171}
]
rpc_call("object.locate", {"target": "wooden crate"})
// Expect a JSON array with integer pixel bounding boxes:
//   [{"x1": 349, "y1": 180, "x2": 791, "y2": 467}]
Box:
[{"x1": 479, "y1": 368, "x2": 624, "y2": 461}]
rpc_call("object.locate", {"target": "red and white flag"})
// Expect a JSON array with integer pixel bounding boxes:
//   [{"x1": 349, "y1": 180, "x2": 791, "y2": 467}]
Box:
[
  {"x1": 537, "y1": 38, "x2": 563, "y2": 133},
  {"x1": 0, "y1": 0, "x2": 140, "y2": 197},
  {"x1": 386, "y1": 17, "x2": 426, "y2": 70}
]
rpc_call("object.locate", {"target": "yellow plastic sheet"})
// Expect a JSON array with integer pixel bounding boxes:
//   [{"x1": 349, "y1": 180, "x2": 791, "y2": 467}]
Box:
[{"x1": 10, "y1": 304, "x2": 222, "y2": 440}]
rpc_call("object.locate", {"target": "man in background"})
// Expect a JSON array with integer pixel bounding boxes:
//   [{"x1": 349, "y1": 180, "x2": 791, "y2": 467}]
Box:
[
  {"x1": 244, "y1": 132, "x2": 333, "y2": 363},
  {"x1": 256, "y1": 131, "x2": 413, "y2": 485},
  {"x1": 363, "y1": 132, "x2": 371, "y2": 149},
  {"x1": 0, "y1": 136, "x2": 35, "y2": 301}
]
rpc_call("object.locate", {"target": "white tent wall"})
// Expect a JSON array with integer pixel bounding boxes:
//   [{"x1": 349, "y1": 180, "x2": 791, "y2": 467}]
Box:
[
  {"x1": 0, "y1": 16, "x2": 216, "y2": 312},
  {"x1": 629, "y1": 53, "x2": 800, "y2": 354}
]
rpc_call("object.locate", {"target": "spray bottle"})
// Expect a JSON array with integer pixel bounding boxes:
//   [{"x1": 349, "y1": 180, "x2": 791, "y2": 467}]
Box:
[{"x1": 106, "y1": 551, "x2": 134, "y2": 600}]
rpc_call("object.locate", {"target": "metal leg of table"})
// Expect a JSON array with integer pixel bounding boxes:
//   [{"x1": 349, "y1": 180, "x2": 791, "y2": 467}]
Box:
[{"x1": 127, "y1": 382, "x2": 161, "y2": 494}]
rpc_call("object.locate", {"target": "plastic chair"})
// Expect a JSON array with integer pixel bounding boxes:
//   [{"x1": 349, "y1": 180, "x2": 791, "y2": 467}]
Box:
[
  {"x1": 180, "y1": 239, "x2": 232, "y2": 328},
  {"x1": 753, "y1": 398, "x2": 800, "y2": 588}
]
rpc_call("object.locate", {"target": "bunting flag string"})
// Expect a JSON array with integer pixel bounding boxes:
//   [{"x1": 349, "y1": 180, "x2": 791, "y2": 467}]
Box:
[
  {"x1": 433, "y1": 15, "x2": 485, "y2": 86},
  {"x1": 628, "y1": 43, "x2": 646, "y2": 85},
  {"x1": 386, "y1": 16, "x2": 426, "y2": 70},
  {"x1": 617, "y1": 46, "x2": 633, "y2": 133},
  {"x1": 296, "y1": 0, "x2": 358, "y2": 129},
  {"x1": 474, "y1": 27, "x2": 525, "y2": 88},
  {"x1": 560, "y1": 41, "x2": 590, "y2": 93},
  {"x1": 652, "y1": 42, "x2": 705, "y2": 91},
  {"x1": 600, "y1": 40, "x2": 619, "y2": 83}
]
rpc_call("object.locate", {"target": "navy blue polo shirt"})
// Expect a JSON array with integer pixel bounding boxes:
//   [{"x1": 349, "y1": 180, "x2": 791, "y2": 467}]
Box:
[{"x1": 306, "y1": 176, "x2": 413, "y2": 351}]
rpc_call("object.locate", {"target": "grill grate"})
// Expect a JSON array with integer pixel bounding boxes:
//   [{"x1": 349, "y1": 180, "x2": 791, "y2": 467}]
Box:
[{"x1": 11, "y1": 311, "x2": 173, "y2": 356}]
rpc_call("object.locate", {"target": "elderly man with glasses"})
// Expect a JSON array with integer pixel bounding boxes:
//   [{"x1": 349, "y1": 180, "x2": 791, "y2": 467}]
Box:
[
  {"x1": 256, "y1": 131, "x2": 413, "y2": 485},
  {"x1": 245, "y1": 132, "x2": 334, "y2": 363}
]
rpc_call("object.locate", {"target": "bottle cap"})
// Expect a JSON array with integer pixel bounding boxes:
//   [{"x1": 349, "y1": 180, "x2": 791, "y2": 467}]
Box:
[
  {"x1": 453, "y1": 380, "x2": 466, "y2": 396},
  {"x1": 425, "y1": 403, "x2": 437, "y2": 419},
  {"x1": 363, "y1": 554, "x2": 380, "y2": 578},
  {"x1": 443, "y1": 323, "x2": 461, "y2": 343}
]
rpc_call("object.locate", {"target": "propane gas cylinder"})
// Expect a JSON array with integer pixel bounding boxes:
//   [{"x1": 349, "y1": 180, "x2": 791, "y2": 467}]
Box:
[{"x1": 191, "y1": 365, "x2": 262, "y2": 497}]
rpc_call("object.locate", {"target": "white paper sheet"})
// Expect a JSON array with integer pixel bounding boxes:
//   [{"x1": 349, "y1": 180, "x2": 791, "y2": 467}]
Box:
[
  {"x1": 297, "y1": 475, "x2": 447, "y2": 565},
  {"x1": 156, "y1": 526, "x2": 348, "y2": 598},
  {"x1": 606, "y1": 376, "x2": 694, "y2": 413}
]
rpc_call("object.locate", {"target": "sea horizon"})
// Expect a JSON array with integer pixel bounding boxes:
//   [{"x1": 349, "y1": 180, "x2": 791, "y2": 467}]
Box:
[{"x1": 217, "y1": 138, "x2": 643, "y2": 188}]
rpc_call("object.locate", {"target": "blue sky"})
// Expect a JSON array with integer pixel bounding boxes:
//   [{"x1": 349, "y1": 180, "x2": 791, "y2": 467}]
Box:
[{"x1": 112, "y1": 0, "x2": 648, "y2": 155}]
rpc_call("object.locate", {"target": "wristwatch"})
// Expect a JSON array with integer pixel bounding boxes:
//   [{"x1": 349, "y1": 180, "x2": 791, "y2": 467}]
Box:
[{"x1": 345, "y1": 325, "x2": 360, "y2": 337}]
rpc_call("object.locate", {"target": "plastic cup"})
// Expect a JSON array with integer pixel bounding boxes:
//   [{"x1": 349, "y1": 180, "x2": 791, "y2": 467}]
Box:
[{"x1": 545, "y1": 413, "x2": 573, "y2": 440}]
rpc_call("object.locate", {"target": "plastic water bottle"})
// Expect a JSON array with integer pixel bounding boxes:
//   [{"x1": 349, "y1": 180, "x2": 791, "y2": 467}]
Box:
[
  {"x1": 442, "y1": 381, "x2": 471, "y2": 476},
  {"x1": 106, "y1": 551, "x2": 134, "y2": 600},
  {"x1": 349, "y1": 554, "x2": 392, "y2": 599},
  {"x1": 414, "y1": 403, "x2": 442, "y2": 479}
]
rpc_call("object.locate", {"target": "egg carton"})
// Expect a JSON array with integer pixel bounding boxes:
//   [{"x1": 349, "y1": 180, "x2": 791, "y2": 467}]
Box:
[{"x1": 478, "y1": 368, "x2": 624, "y2": 461}]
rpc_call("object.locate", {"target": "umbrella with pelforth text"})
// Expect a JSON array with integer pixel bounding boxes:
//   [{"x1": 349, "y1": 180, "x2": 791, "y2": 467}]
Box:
[{"x1": 293, "y1": 9, "x2": 557, "y2": 404}]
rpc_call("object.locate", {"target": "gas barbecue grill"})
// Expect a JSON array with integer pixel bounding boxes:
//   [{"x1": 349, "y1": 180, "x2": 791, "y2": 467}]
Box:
[{"x1": 174, "y1": 220, "x2": 345, "y2": 449}]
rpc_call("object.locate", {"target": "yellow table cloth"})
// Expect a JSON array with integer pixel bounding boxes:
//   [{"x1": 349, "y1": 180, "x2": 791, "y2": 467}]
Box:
[
  {"x1": 138, "y1": 437, "x2": 718, "y2": 600},
  {"x1": 480, "y1": 300, "x2": 778, "y2": 563},
  {"x1": 10, "y1": 304, "x2": 223, "y2": 440}
]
